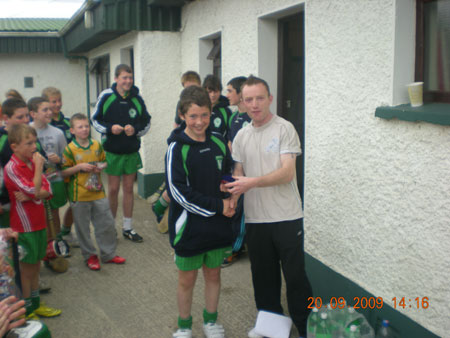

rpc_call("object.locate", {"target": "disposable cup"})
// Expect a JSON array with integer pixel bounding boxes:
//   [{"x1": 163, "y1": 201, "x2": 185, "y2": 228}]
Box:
[{"x1": 407, "y1": 82, "x2": 424, "y2": 107}]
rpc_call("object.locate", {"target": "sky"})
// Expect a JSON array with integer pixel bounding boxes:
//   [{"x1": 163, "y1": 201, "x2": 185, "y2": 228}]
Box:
[{"x1": 0, "y1": 0, "x2": 85, "y2": 18}]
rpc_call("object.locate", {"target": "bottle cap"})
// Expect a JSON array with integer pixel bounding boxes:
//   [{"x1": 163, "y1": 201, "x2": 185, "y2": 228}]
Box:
[
  {"x1": 350, "y1": 325, "x2": 357, "y2": 332},
  {"x1": 382, "y1": 319, "x2": 389, "y2": 327},
  {"x1": 320, "y1": 312, "x2": 327, "y2": 319}
]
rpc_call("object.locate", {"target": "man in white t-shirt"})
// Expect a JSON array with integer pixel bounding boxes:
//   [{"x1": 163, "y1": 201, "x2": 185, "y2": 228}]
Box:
[{"x1": 226, "y1": 76, "x2": 312, "y2": 338}]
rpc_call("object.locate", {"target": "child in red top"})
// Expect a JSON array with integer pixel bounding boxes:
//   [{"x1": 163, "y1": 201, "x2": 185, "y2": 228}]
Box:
[{"x1": 3, "y1": 124, "x2": 61, "y2": 319}]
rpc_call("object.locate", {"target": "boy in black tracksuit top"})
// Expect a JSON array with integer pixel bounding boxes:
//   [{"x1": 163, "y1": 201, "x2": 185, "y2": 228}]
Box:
[
  {"x1": 91, "y1": 64, "x2": 151, "y2": 242},
  {"x1": 165, "y1": 86, "x2": 233, "y2": 338}
]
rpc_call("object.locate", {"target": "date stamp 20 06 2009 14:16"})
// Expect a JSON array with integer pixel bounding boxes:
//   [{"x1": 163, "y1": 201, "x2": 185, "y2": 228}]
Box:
[{"x1": 308, "y1": 297, "x2": 430, "y2": 310}]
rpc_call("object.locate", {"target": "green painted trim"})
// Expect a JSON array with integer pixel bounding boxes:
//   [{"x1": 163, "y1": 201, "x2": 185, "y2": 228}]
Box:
[
  {"x1": 137, "y1": 172, "x2": 165, "y2": 199},
  {"x1": 305, "y1": 253, "x2": 439, "y2": 338},
  {"x1": 375, "y1": 103, "x2": 450, "y2": 125}
]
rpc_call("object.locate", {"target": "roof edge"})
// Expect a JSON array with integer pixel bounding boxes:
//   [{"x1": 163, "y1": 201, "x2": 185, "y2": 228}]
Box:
[
  {"x1": 0, "y1": 31, "x2": 59, "y2": 37},
  {"x1": 59, "y1": 0, "x2": 101, "y2": 36}
]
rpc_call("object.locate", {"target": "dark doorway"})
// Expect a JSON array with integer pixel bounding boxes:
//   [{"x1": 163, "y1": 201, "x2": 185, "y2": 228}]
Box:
[{"x1": 278, "y1": 12, "x2": 305, "y2": 203}]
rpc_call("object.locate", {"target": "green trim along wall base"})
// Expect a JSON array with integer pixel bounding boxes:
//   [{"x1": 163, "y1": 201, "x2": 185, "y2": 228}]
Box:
[
  {"x1": 305, "y1": 253, "x2": 439, "y2": 338},
  {"x1": 137, "y1": 172, "x2": 165, "y2": 199}
]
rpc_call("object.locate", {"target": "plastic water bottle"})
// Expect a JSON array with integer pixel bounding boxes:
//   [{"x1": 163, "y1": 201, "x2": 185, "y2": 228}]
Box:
[
  {"x1": 307, "y1": 307, "x2": 320, "y2": 337},
  {"x1": 316, "y1": 312, "x2": 332, "y2": 338},
  {"x1": 375, "y1": 320, "x2": 395, "y2": 338}
]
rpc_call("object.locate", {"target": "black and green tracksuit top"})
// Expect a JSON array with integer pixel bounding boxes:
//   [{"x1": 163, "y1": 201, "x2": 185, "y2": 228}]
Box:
[
  {"x1": 50, "y1": 112, "x2": 73, "y2": 143},
  {"x1": 165, "y1": 125, "x2": 233, "y2": 257},
  {"x1": 91, "y1": 83, "x2": 151, "y2": 154}
]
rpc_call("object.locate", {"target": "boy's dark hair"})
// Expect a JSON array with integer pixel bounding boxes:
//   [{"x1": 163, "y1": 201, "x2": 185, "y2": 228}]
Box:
[
  {"x1": 5, "y1": 89, "x2": 24, "y2": 101},
  {"x1": 227, "y1": 76, "x2": 247, "y2": 94},
  {"x1": 1, "y1": 98, "x2": 27, "y2": 118},
  {"x1": 41, "y1": 87, "x2": 61, "y2": 100},
  {"x1": 241, "y1": 75, "x2": 271, "y2": 96},
  {"x1": 115, "y1": 64, "x2": 133, "y2": 77},
  {"x1": 27, "y1": 97, "x2": 48, "y2": 113},
  {"x1": 179, "y1": 86, "x2": 211, "y2": 116},
  {"x1": 8, "y1": 123, "x2": 36, "y2": 146},
  {"x1": 202, "y1": 74, "x2": 222, "y2": 92},
  {"x1": 70, "y1": 113, "x2": 89, "y2": 127},
  {"x1": 181, "y1": 71, "x2": 201, "y2": 86}
]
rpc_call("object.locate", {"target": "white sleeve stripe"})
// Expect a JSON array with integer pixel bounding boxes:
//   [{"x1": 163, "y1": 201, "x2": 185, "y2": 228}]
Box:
[
  {"x1": 91, "y1": 89, "x2": 113, "y2": 134},
  {"x1": 167, "y1": 142, "x2": 215, "y2": 217},
  {"x1": 6, "y1": 162, "x2": 35, "y2": 195},
  {"x1": 137, "y1": 119, "x2": 151, "y2": 137}
]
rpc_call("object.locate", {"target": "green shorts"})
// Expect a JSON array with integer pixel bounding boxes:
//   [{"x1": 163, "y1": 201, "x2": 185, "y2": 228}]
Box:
[
  {"x1": 49, "y1": 181, "x2": 68, "y2": 209},
  {"x1": 18, "y1": 229, "x2": 47, "y2": 264},
  {"x1": 104, "y1": 152, "x2": 142, "y2": 176},
  {"x1": 175, "y1": 246, "x2": 232, "y2": 271}
]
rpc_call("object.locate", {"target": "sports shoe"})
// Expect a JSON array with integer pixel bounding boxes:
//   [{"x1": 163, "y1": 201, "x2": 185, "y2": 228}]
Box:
[
  {"x1": 157, "y1": 207, "x2": 169, "y2": 234},
  {"x1": 248, "y1": 328, "x2": 263, "y2": 338},
  {"x1": 172, "y1": 328, "x2": 192, "y2": 338},
  {"x1": 152, "y1": 203, "x2": 163, "y2": 223},
  {"x1": 34, "y1": 303, "x2": 62, "y2": 317},
  {"x1": 203, "y1": 322, "x2": 225, "y2": 338},
  {"x1": 87, "y1": 255, "x2": 100, "y2": 270},
  {"x1": 106, "y1": 256, "x2": 126, "y2": 264},
  {"x1": 123, "y1": 229, "x2": 143, "y2": 243},
  {"x1": 39, "y1": 278, "x2": 51, "y2": 294},
  {"x1": 221, "y1": 252, "x2": 239, "y2": 268},
  {"x1": 62, "y1": 231, "x2": 80, "y2": 248}
]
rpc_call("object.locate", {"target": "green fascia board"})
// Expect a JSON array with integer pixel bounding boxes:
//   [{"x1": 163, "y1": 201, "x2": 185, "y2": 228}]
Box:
[
  {"x1": 375, "y1": 103, "x2": 450, "y2": 125},
  {"x1": 63, "y1": 0, "x2": 181, "y2": 53},
  {"x1": 0, "y1": 18, "x2": 68, "y2": 32},
  {"x1": 147, "y1": 0, "x2": 187, "y2": 6},
  {"x1": 0, "y1": 36, "x2": 63, "y2": 53}
]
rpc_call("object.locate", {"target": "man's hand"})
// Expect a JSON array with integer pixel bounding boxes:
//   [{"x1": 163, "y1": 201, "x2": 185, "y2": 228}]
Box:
[
  {"x1": 222, "y1": 199, "x2": 235, "y2": 218},
  {"x1": 124, "y1": 124, "x2": 135, "y2": 136},
  {"x1": 0, "y1": 296, "x2": 26, "y2": 336},
  {"x1": 77, "y1": 163, "x2": 95, "y2": 172},
  {"x1": 47, "y1": 153, "x2": 61, "y2": 164},
  {"x1": 225, "y1": 176, "x2": 257, "y2": 196},
  {"x1": 32, "y1": 152, "x2": 45, "y2": 170},
  {"x1": 111, "y1": 124, "x2": 124, "y2": 135}
]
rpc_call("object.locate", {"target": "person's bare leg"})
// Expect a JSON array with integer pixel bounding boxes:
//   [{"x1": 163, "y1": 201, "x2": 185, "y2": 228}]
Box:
[
  {"x1": 122, "y1": 173, "x2": 136, "y2": 218},
  {"x1": 108, "y1": 175, "x2": 121, "y2": 218},
  {"x1": 202, "y1": 266, "x2": 221, "y2": 314},
  {"x1": 177, "y1": 269, "x2": 198, "y2": 319},
  {"x1": 62, "y1": 208, "x2": 73, "y2": 229}
]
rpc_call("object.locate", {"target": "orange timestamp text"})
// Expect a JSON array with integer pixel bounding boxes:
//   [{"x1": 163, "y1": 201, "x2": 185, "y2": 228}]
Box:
[{"x1": 307, "y1": 296, "x2": 429, "y2": 310}]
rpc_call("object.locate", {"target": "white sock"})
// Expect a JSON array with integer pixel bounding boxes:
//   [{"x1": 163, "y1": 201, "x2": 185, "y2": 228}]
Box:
[{"x1": 123, "y1": 217, "x2": 133, "y2": 231}]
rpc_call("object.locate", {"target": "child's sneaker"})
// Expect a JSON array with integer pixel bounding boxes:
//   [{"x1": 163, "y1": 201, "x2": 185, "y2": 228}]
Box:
[
  {"x1": 203, "y1": 322, "x2": 225, "y2": 338},
  {"x1": 87, "y1": 255, "x2": 100, "y2": 270},
  {"x1": 34, "y1": 303, "x2": 62, "y2": 317},
  {"x1": 172, "y1": 328, "x2": 192, "y2": 338},
  {"x1": 248, "y1": 328, "x2": 263, "y2": 338},
  {"x1": 106, "y1": 256, "x2": 126, "y2": 264},
  {"x1": 123, "y1": 229, "x2": 143, "y2": 243}
]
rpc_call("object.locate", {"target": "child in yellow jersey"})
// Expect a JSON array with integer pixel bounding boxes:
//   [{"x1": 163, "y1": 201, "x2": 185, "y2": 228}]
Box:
[{"x1": 61, "y1": 113, "x2": 125, "y2": 271}]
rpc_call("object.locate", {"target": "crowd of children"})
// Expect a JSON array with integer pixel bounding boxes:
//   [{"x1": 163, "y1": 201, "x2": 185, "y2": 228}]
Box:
[{"x1": 0, "y1": 65, "x2": 309, "y2": 338}]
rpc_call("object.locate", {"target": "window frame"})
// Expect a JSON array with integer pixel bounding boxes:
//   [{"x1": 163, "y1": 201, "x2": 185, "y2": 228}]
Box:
[{"x1": 415, "y1": 0, "x2": 450, "y2": 103}]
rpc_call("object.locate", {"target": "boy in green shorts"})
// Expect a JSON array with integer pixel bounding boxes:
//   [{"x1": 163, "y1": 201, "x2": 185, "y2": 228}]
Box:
[
  {"x1": 29, "y1": 97, "x2": 67, "y2": 243},
  {"x1": 3, "y1": 124, "x2": 61, "y2": 319},
  {"x1": 165, "y1": 86, "x2": 234, "y2": 338},
  {"x1": 91, "y1": 64, "x2": 151, "y2": 242}
]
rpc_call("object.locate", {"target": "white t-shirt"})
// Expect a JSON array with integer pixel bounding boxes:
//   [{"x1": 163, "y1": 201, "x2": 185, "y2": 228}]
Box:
[{"x1": 232, "y1": 114, "x2": 303, "y2": 223}]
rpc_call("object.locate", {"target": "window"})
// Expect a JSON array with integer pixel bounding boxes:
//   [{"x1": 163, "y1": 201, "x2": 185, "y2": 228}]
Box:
[
  {"x1": 90, "y1": 55, "x2": 110, "y2": 98},
  {"x1": 416, "y1": 0, "x2": 450, "y2": 103},
  {"x1": 207, "y1": 37, "x2": 221, "y2": 80}
]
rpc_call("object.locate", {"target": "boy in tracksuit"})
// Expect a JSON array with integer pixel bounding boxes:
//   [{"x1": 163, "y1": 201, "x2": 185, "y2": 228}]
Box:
[
  {"x1": 165, "y1": 86, "x2": 234, "y2": 338},
  {"x1": 91, "y1": 64, "x2": 151, "y2": 242}
]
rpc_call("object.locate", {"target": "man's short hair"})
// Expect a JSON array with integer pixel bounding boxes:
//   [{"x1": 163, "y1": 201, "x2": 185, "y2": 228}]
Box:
[
  {"x1": 227, "y1": 76, "x2": 247, "y2": 94},
  {"x1": 41, "y1": 87, "x2": 61, "y2": 100},
  {"x1": 27, "y1": 97, "x2": 48, "y2": 113},
  {"x1": 115, "y1": 64, "x2": 133, "y2": 77},
  {"x1": 5, "y1": 89, "x2": 24, "y2": 101},
  {"x1": 70, "y1": 113, "x2": 89, "y2": 127},
  {"x1": 8, "y1": 124, "x2": 36, "y2": 146},
  {"x1": 202, "y1": 74, "x2": 222, "y2": 92},
  {"x1": 179, "y1": 86, "x2": 211, "y2": 116},
  {"x1": 1, "y1": 98, "x2": 27, "y2": 118},
  {"x1": 181, "y1": 71, "x2": 201, "y2": 86},
  {"x1": 241, "y1": 75, "x2": 271, "y2": 96}
]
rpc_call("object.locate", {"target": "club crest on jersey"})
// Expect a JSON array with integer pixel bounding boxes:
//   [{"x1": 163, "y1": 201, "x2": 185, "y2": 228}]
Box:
[
  {"x1": 65, "y1": 130, "x2": 72, "y2": 139},
  {"x1": 129, "y1": 108, "x2": 137, "y2": 118},
  {"x1": 242, "y1": 121, "x2": 250, "y2": 128},
  {"x1": 214, "y1": 117, "x2": 222, "y2": 128},
  {"x1": 215, "y1": 155, "x2": 223, "y2": 170}
]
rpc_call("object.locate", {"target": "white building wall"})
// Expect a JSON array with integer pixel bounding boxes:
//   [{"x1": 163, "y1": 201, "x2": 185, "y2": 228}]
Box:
[
  {"x1": 180, "y1": 0, "x2": 448, "y2": 336},
  {"x1": 0, "y1": 54, "x2": 86, "y2": 115}
]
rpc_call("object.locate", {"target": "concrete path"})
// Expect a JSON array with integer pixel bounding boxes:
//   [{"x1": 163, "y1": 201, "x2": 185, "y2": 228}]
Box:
[{"x1": 38, "y1": 186, "x2": 296, "y2": 338}]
